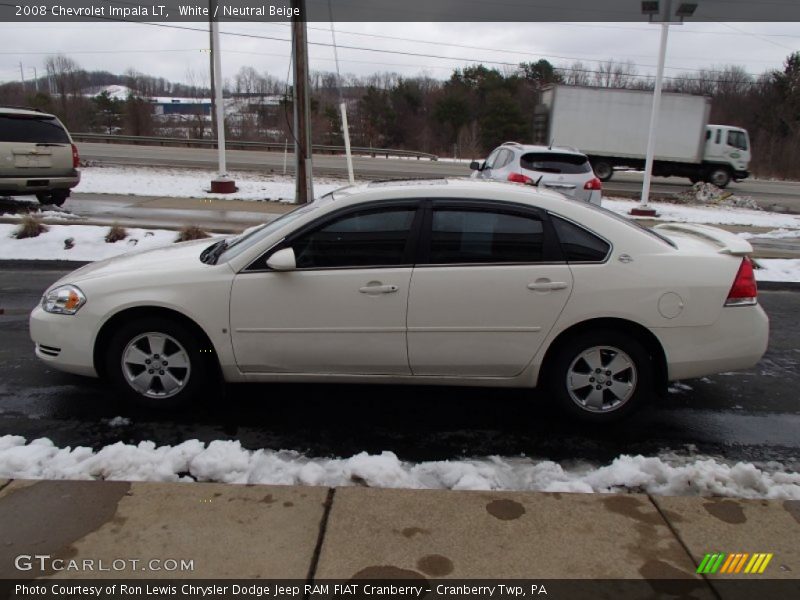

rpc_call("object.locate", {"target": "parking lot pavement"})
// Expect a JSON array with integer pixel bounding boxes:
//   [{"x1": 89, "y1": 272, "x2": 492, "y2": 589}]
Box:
[{"x1": 0, "y1": 479, "x2": 797, "y2": 586}]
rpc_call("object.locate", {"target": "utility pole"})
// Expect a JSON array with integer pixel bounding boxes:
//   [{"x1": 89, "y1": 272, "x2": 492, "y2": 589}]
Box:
[
  {"x1": 292, "y1": 0, "x2": 313, "y2": 203},
  {"x1": 208, "y1": 0, "x2": 217, "y2": 139},
  {"x1": 208, "y1": 2, "x2": 236, "y2": 193},
  {"x1": 19, "y1": 62, "x2": 25, "y2": 92}
]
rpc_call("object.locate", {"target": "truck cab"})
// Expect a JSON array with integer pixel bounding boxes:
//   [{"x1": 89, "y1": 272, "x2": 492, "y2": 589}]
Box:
[{"x1": 703, "y1": 125, "x2": 751, "y2": 186}]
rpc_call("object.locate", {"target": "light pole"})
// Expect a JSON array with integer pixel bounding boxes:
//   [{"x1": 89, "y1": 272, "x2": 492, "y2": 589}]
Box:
[
  {"x1": 631, "y1": 1, "x2": 697, "y2": 217},
  {"x1": 209, "y1": 4, "x2": 236, "y2": 193}
]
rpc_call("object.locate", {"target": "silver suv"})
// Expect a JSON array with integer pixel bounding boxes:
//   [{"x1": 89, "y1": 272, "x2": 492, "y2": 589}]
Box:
[
  {"x1": 0, "y1": 107, "x2": 80, "y2": 206},
  {"x1": 470, "y1": 142, "x2": 602, "y2": 205}
]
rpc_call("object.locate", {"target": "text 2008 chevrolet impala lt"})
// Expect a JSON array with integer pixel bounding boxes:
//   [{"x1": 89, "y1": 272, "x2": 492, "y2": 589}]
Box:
[{"x1": 30, "y1": 179, "x2": 768, "y2": 421}]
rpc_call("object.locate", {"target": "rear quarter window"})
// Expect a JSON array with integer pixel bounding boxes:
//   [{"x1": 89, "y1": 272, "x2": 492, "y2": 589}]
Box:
[
  {"x1": 520, "y1": 152, "x2": 591, "y2": 174},
  {"x1": 0, "y1": 115, "x2": 70, "y2": 143},
  {"x1": 551, "y1": 215, "x2": 610, "y2": 262}
]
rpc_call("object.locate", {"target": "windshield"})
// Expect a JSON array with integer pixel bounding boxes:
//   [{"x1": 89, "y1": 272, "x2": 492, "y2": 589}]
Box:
[{"x1": 215, "y1": 201, "x2": 323, "y2": 263}]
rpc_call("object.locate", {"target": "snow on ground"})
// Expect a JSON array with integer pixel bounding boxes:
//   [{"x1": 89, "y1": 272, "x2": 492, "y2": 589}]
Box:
[
  {"x1": 603, "y1": 197, "x2": 800, "y2": 229},
  {"x1": 755, "y1": 259, "x2": 800, "y2": 282},
  {"x1": 0, "y1": 436, "x2": 797, "y2": 499},
  {"x1": 78, "y1": 165, "x2": 349, "y2": 202},
  {"x1": 0, "y1": 223, "x2": 218, "y2": 261}
]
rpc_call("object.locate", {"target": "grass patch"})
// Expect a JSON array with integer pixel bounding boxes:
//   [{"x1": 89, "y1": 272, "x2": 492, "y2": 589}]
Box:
[
  {"x1": 175, "y1": 225, "x2": 210, "y2": 242},
  {"x1": 13, "y1": 215, "x2": 48, "y2": 239},
  {"x1": 105, "y1": 224, "x2": 128, "y2": 243}
]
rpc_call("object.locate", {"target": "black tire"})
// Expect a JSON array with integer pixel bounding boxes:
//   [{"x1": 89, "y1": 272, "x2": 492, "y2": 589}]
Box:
[
  {"x1": 105, "y1": 317, "x2": 213, "y2": 409},
  {"x1": 706, "y1": 167, "x2": 731, "y2": 188},
  {"x1": 35, "y1": 190, "x2": 69, "y2": 206},
  {"x1": 592, "y1": 160, "x2": 614, "y2": 182},
  {"x1": 547, "y1": 329, "x2": 653, "y2": 423}
]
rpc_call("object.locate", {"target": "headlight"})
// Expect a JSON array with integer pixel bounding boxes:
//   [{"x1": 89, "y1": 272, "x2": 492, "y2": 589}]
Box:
[{"x1": 42, "y1": 285, "x2": 86, "y2": 315}]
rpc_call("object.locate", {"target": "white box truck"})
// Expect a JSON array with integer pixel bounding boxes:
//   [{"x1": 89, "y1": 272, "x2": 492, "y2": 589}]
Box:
[{"x1": 534, "y1": 85, "x2": 751, "y2": 188}]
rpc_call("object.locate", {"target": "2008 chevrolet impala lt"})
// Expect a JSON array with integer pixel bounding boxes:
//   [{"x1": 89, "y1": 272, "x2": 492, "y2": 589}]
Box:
[{"x1": 30, "y1": 179, "x2": 769, "y2": 421}]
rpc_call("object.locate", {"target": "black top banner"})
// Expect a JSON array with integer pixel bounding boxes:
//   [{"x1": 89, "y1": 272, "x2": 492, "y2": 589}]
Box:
[{"x1": 2, "y1": 0, "x2": 800, "y2": 22}]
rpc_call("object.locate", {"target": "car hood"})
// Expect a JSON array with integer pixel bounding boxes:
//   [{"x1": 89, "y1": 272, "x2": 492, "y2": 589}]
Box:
[{"x1": 53, "y1": 238, "x2": 227, "y2": 287}]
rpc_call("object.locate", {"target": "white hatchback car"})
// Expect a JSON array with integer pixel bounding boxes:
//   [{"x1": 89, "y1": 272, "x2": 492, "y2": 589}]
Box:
[
  {"x1": 470, "y1": 142, "x2": 602, "y2": 206},
  {"x1": 30, "y1": 179, "x2": 768, "y2": 421}
]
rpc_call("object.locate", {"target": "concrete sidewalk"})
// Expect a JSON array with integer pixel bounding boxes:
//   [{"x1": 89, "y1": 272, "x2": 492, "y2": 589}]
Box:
[{"x1": 0, "y1": 479, "x2": 797, "y2": 593}]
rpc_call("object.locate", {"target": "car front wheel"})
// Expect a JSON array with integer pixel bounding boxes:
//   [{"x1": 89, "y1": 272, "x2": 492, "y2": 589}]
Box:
[
  {"x1": 106, "y1": 317, "x2": 211, "y2": 408},
  {"x1": 548, "y1": 330, "x2": 652, "y2": 422}
]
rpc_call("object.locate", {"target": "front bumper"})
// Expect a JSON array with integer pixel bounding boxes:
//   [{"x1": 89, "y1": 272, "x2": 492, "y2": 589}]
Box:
[
  {"x1": 29, "y1": 304, "x2": 98, "y2": 377},
  {"x1": 652, "y1": 303, "x2": 769, "y2": 381},
  {"x1": 734, "y1": 170, "x2": 750, "y2": 180}
]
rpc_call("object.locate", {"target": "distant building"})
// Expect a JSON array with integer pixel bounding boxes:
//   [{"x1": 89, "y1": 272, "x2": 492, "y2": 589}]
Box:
[{"x1": 152, "y1": 97, "x2": 212, "y2": 116}]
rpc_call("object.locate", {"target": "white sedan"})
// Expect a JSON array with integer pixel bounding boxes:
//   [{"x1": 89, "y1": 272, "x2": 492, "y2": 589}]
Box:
[{"x1": 30, "y1": 179, "x2": 769, "y2": 421}]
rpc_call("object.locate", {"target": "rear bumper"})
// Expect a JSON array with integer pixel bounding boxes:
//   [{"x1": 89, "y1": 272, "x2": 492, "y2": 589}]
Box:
[
  {"x1": 652, "y1": 304, "x2": 769, "y2": 381},
  {"x1": 0, "y1": 171, "x2": 80, "y2": 194}
]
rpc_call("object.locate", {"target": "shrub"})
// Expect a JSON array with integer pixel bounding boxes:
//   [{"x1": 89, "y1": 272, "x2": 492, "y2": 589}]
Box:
[
  {"x1": 175, "y1": 225, "x2": 210, "y2": 242},
  {"x1": 105, "y1": 224, "x2": 128, "y2": 243},
  {"x1": 13, "y1": 215, "x2": 48, "y2": 239}
]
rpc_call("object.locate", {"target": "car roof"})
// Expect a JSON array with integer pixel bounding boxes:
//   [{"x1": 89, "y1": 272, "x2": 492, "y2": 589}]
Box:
[
  {"x1": 327, "y1": 177, "x2": 578, "y2": 208},
  {"x1": 0, "y1": 106, "x2": 57, "y2": 118},
  {"x1": 500, "y1": 142, "x2": 586, "y2": 156}
]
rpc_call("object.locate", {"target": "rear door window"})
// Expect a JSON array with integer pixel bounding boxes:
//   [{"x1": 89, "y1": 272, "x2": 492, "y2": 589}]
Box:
[
  {"x1": 520, "y1": 152, "x2": 591, "y2": 174},
  {"x1": 0, "y1": 116, "x2": 70, "y2": 143},
  {"x1": 428, "y1": 208, "x2": 546, "y2": 264}
]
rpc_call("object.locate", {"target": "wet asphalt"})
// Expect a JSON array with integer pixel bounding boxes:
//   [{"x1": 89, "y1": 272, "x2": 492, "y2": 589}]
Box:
[{"x1": 0, "y1": 261, "x2": 798, "y2": 467}]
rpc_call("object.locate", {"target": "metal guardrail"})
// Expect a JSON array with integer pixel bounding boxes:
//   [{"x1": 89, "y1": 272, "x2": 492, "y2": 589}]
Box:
[{"x1": 72, "y1": 133, "x2": 439, "y2": 161}]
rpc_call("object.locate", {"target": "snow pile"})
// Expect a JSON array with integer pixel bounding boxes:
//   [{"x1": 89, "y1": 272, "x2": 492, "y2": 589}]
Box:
[
  {"x1": 0, "y1": 223, "x2": 216, "y2": 261},
  {"x1": 1, "y1": 436, "x2": 798, "y2": 499},
  {"x1": 604, "y1": 197, "x2": 800, "y2": 229},
  {"x1": 674, "y1": 182, "x2": 761, "y2": 210},
  {"x1": 77, "y1": 166, "x2": 348, "y2": 203}
]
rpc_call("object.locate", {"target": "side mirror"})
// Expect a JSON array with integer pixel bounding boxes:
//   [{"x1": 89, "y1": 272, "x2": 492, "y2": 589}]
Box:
[
  {"x1": 469, "y1": 160, "x2": 483, "y2": 171},
  {"x1": 266, "y1": 247, "x2": 296, "y2": 271}
]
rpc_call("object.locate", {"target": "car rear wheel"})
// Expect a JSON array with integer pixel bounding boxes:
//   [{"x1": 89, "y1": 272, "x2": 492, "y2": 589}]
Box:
[
  {"x1": 548, "y1": 330, "x2": 652, "y2": 422},
  {"x1": 106, "y1": 317, "x2": 211, "y2": 409},
  {"x1": 35, "y1": 190, "x2": 69, "y2": 206}
]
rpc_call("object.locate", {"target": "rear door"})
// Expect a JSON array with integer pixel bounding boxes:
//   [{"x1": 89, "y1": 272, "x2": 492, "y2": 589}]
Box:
[
  {"x1": 0, "y1": 114, "x2": 73, "y2": 178},
  {"x1": 407, "y1": 200, "x2": 573, "y2": 377}
]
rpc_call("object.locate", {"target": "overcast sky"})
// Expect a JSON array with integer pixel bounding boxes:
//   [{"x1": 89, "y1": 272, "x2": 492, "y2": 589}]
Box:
[{"x1": 1, "y1": 21, "x2": 798, "y2": 88}]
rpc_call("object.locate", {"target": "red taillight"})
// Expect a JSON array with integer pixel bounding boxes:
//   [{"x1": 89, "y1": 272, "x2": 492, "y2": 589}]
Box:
[
  {"x1": 507, "y1": 172, "x2": 532, "y2": 184},
  {"x1": 584, "y1": 177, "x2": 602, "y2": 191},
  {"x1": 725, "y1": 258, "x2": 757, "y2": 306},
  {"x1": 71, "y1": 143, "x2": 79, "y2": 168}
]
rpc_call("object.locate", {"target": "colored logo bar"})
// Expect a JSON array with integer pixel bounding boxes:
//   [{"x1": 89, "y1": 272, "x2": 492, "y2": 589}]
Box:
[{"x1": 696, "y1": 553, "x2": 773, "y2": 574}]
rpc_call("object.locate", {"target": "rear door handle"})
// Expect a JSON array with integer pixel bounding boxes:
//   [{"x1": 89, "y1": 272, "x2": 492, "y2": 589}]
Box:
[
  {"x1": 359, "y1": 283, "x2": 399, "y2": 295},
  {"x1": 527, "y1": 281, "x2": 569, "y2": 292}
]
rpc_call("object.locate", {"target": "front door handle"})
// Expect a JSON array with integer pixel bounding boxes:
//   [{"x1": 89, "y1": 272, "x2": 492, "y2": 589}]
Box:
[
  {"x1": 359, "y1": 283, "x2": 399, "y2": 295},
  {"x1": 527, "y1": 281, "x2": 569, "y2": 292}
]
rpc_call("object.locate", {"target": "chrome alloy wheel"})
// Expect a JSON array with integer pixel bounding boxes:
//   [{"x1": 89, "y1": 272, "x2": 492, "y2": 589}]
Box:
[
  {"x1": 566, "y1": 345, "x2": 637, "y2": 413},
  {"x1": 121, "y1": 332, "x2": 191, "y2": 399}
]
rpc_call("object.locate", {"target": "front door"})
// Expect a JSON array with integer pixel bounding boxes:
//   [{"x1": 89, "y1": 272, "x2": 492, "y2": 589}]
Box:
[{"x1": 230, "y1": 203, "x2": 421, "y2": 375}]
